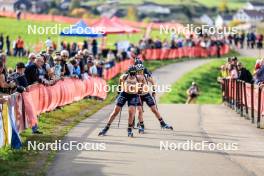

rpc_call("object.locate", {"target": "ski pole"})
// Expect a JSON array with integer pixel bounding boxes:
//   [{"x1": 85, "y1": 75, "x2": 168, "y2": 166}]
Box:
[{"x1": 117, "y1": 107, "x2": 122, "y2": 128}]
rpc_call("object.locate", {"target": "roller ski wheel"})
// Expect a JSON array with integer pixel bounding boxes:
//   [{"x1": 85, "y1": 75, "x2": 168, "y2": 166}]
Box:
[
  {"x1": 98, "y1": 126, "x2": 109, "y2": 136},
  {"x1": 128, "y1": 131, "x2": 134, "y2": 137},
  {"x1": 138, "y1": 126, "x2": 144, "y2": 134},
  {"x1": 161, "y1": 124, "x2": 173, "y2": 130}
]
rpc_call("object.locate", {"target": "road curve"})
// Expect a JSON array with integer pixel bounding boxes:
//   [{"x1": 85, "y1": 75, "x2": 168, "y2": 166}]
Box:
[{"x1": 47, "y1": 59, "x2": 264, "y2": 176}]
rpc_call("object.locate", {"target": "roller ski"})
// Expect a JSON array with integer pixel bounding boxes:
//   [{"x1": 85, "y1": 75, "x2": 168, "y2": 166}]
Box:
[
  {"x1": 98, "y1": 126, "x2": 109, "y2": 136},
  {"x1": 138, "y1": 122, "x2": 145, "y2": 134},
  {"x1": 138, "y1": 126, "x2": 144, "y2": 134},
  {"x1": 128, "y1": 128, "x2": 134, "y2": 137},
  {"x1": 160, "y1": 120, "x2": 173, "y2": 130}
]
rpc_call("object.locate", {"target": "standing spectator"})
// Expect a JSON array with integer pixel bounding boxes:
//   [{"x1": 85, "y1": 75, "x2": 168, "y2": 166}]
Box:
[
  {"x1": 246, "y1": 32, "x2": 251, "y2": 48},
  {"x1": 186, "y1": 82, "x2": 199, "y2": 104},
  {"x1": 0, "y1": 34, "x2": 4, "y2": 51},
  {"x1": 250, "y1": 32, "x2": 256, "y2": 49},
  {"x1": 83, "y1": 40, "x2": 88, "y2": 49},
  {"x1": 240, "y1": 32, "x2": 245, "y2": 49},
  {"x1": 96, "y1": 60, "x2": 104, "y2": 78},
  {"x1": 16, "y1": 10, "x2": 21, "y2": 20},
  {"x1": 0, "y1": 53, "x2": 8, "y2": 76},
  {"x1": 254, "y1": 59, "x2": 264, "y2": 84},
  {"x1": 228, "y1": 64, "x2": 238, "y2": 79},
  {"x1": 0, "y1": 61, "x2": 15, "y2": 93},
  {"x1": 53, "y1": 55, "x2": 62, "y2": 79},
  {"x1": 13, "y1": 39, "x2": 17, "y2": 56},
  {"x1": 154, "y1": 38, "x2": 162, "y2": 49},
  {"x1": 87, "y1": 60, "x2": 97, "y2": 76},
  {"x1": 46, "y1": 46, "x2": 55, "y2": 67},
  {"x1": 25, "y1": 55, "x2": 43, "y2": 85},
  {"x1": 8, "y1": 62, "x2": 28, "y2": 93},
  {"x1": 60, "y1": 50, "x2": 70, "y2": 76},
  {"x1": 92, "y1": 39, "x2": 98, "y2": 56},
  {"x1": 71, "y1": 59, "x2": 81, "y2": 78},
  {"x1": 45, "y1": 37, "x2": 52, "y2": 48},
  {"x1": 257, "y1": 34, "x2": 263, "y2": 49},
  {"x1": 237, "y1": 62, "x2": 253, "y2": 83},
  {"x1": 6, "y1": 36, "x2": 10, "y2": 55},
  {"x1": 16, "y1": 36, "x2": 24, "y2": 57}
]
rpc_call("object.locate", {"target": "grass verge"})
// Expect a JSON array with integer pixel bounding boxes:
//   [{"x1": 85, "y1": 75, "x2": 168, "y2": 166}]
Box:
[{"x1": 160, "y1": 57, "x2": 257, "y2": 104}]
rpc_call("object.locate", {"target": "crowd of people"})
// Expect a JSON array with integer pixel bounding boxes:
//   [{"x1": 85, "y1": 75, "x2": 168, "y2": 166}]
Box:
[
  {"x1": 227, "y1": 32, "x2": 264, "y2": 49},
  {"x1": 0, "y1": 47, "x2": 106, "y2": 95},
  {"x1": 219, "y1": 56, "x2": 258, "y2": 84}
]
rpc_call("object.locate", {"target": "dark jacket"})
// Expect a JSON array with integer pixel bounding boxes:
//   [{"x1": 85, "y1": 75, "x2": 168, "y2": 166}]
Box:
[
  {"x1": 238, "y1": 67, "x2": 253, "y2": 83},
  {"x1": 25, "y1": 64, "x2": 40, "y2": 85}
]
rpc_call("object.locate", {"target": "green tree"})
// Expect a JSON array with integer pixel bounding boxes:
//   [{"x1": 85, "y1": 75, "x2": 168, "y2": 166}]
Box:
[
  {"x1": 218, "y1": 0, "x2": 229, "y2": 13},
  {"x1": 126, "y1": 6, "x2": 137, "y2": 21}
]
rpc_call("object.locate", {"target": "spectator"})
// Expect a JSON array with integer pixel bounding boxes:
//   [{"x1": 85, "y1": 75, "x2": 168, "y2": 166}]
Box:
[
  {"x1": 6, "y1": 35, "x2": 10, "y2": 55},
  {"x1": 87, "y1": 59, "x2": 97, "y2": 76},
  {"x1": 45, "y1": 37, "x2": 52, "y2": 48},
  {"x1": 53, "y1": 55, "x2": 62, "y2": 79},
  {"x1": 0, "y1": 61, "x2": 15, "y2": 93},
  {"x1": 255, "y1": 59, "x2": 264, "y2": 84},
  {"x1": 71, "y1": 59, "x2": 81, "y2": 78},
  {"x1": 0, "y1": 34, "x2": 4, "y2": 51},
  {"x1": 228, "y1": 64, "x2": 238, "y2": 79},
  {"x1": 16, "y1": 36, "x2": 24, "y2": 57},
  {"x1": 46, "y1": 46, "x2": 55, "y2": 67},
  {"x1": 92, "y1": 39, "x2": 98, "y2": 56},
  {"x1": 26, "y1": 53, "x2": 36, "y2": 67},
  {"x1": 186, "y1": 82, "x2": 199, "y2": 104},
  {"x1": 8, "y1": 62, "x2": 28, "y2": 93},
  {"x1": 25, "y1": 55, "x2": 44, "y2": 85},
  {"x1": 60, "y1": 50, "x2": 70, "y2": 76},
  {"x1": 237, "y1": 62, "x2": 253, "y2": 83},
  {"x1": 96, "y1": 60, "x2": 104, "y2": 78}
]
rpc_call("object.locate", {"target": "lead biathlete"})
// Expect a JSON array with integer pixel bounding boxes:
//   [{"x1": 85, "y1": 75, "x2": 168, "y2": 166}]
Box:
[{"x1": 98, "y1": 65, "x2": 145, "y2": 137}]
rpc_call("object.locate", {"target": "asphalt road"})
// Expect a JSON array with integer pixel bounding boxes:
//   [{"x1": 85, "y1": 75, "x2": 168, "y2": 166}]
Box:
[{"x1": 47, "y1": 59, "x2": 264, "y2": 176}]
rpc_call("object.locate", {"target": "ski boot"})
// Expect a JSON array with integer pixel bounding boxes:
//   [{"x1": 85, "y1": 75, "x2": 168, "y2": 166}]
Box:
[
  {"x1": 161, "y1": 123, "x2": 173, "y2": 130},
  {"x1": 138, "y1": 125, "x2": 144, "y2": 134},
  {"x1": 98, "y1": 126, "x2": 109, "y2": 136},
  {"x1": 128, "y1": 128, "x2": 134, "y2": 137},
  {"x1": 160, "y1": 120, "x2": 173, "y2": 130},
  {"x1": 138, "y1": 122, "x2": 145, "y2": 134}
]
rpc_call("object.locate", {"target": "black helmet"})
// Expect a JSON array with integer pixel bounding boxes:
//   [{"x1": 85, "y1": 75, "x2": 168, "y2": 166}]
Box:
[
  {"x1": 136, "y1": 64, "x2": 144, "y2": 71},
  {"x1": 134, "y1": 58, "x2": 143, "y2": 65},
  {"x1": 128, "y1": 65, "x2": 137, "y2": 75}
]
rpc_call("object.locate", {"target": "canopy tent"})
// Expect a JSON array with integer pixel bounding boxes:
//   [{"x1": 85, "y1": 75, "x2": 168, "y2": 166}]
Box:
[
  {"x1": 91, "y1": 17, "x2": 128, "y2": 34},
  {"x1": 60, "y1": 20, "x2": 103, "y2": 38},
  {"x1": 110, "y1": 16, "x2": 141, "y2": 33}
]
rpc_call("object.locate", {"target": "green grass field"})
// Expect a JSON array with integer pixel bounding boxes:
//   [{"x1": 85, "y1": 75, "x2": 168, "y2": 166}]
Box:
[
  {"x1": 85, "y1": 0, "x2": 247, "y2": 9},
  {"x1": 160, "y1": 57, "x2": 256, "y2": 104},
  {"x1": 0, "y1": 17, "x2": 172, "y2": 52}
]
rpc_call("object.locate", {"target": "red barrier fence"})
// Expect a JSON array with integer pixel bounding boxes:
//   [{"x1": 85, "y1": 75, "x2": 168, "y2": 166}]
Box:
[
  {"x1": 222, "y1": 79, "x2": 264, "y2": 128},
  {"x1": 143, "y1": 45, "x2": 229, "y2": 60},
  {"x1": 103, "y1": 45, "x2": 229, "y2": 81},
  {"x1": 103, "y1": 59, "x2": 132, "y2": 80},
  {"x1": 22, "y1": 77, "x2": 107, "y2": 128}
]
